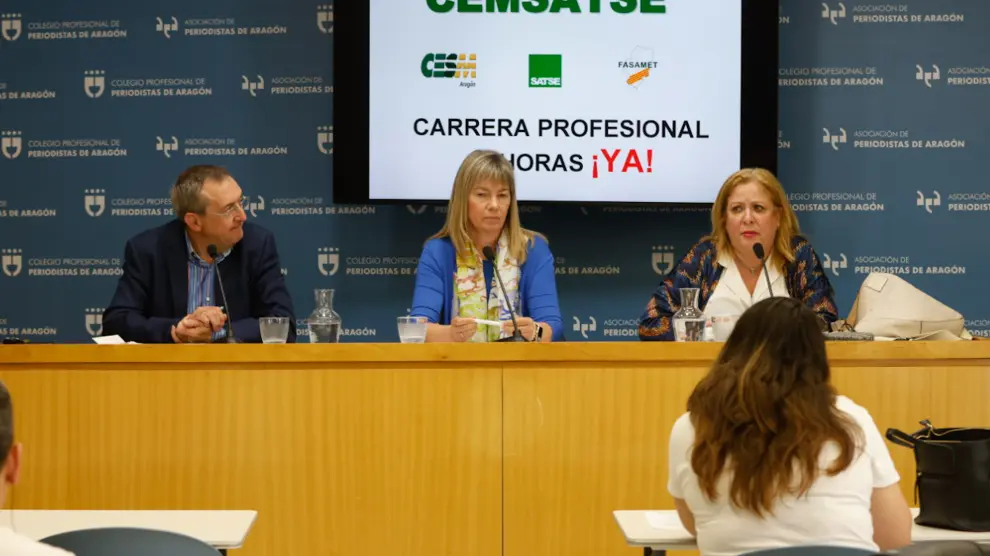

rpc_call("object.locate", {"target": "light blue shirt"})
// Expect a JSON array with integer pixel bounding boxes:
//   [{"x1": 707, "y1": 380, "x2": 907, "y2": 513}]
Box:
[{"x1": 184, "y1": 233, "x2": 231, "y2": 342}]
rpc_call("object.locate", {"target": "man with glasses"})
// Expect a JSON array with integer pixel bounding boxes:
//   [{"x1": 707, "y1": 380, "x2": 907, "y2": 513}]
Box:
[{"x1": 103, "y1": 165, "x2": 296, "y2": 343}]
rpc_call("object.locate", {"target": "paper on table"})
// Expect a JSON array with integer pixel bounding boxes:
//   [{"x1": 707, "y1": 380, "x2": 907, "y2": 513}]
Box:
[
  {"x1": 645, "y1": 511, "x2": 687, "y2": 530},
  {"x1": 472, "y1": 318, "x2": 503, "y2": 327},
  {"x1": 92, "y1": 335, "x2": 140, "y2": 345}
]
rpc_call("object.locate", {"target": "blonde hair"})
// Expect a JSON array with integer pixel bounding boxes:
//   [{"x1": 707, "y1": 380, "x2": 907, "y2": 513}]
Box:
[
  {"x1": 430, "y1": 149, "x2": 541, "y2": 263},
  {"x1": 708, "y1": 168, "x2": 800, "y2": 274}
]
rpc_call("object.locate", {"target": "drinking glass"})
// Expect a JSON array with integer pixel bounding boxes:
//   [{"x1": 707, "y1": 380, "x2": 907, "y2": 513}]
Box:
[{"x1": 397, "y1": 316, "x2": 428, "y2": 343}]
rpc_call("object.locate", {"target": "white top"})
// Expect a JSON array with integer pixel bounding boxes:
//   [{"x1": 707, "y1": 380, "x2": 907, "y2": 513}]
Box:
[
  {"x1": 703, "y1": 252, "x2": 789, "y2": 318},
  {"x1": 0, "y1": 527, "x2": 74, "y2": 556},
  {"x1": 0, "y1": 510, "x2": 257, "y2": 550},
  {"x1": 667, "y1": 395, "x2": 900, "y2": 556}
]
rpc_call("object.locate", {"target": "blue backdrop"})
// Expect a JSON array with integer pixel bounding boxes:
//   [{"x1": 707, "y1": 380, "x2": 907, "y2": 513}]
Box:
[{"x1": 0, "y1": 0, "x2": 986, "y2": 343}]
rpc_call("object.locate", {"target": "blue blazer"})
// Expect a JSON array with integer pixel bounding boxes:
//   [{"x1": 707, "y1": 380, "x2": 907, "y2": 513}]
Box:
[
  {"x1": 410, "y1": 236, "x2": 564, "y2": 341},
  {"x1": 103, "y1": 219, "x2": 296, "y2": 344}
]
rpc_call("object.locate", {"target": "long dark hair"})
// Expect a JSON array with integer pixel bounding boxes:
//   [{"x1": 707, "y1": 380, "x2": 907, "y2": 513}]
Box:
[{"x1": 687, "y1": 297, "x2": 861, "y2": 516}]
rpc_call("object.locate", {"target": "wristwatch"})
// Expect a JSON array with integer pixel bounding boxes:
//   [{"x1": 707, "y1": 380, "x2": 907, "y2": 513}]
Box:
[{"x1": 532, "y1": 323, "x2": 544, "y2": 342}]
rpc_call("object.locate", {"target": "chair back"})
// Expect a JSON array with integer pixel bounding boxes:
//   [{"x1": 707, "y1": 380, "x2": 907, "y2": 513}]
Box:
[
  {"x1": 40, "y1": 527, "x2": 219, "y2": 556},
  {"x1": 885, "y1": 541, "x2": 990, "y2": 556},
  {"x1": 743, "y1": 546, "x2": 878, "y2": 556}
]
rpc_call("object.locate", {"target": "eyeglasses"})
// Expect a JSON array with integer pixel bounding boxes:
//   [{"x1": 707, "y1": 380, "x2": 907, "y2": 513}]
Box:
[{"x1": 208, "y1": 196, "x2": 249, "y2": 219}]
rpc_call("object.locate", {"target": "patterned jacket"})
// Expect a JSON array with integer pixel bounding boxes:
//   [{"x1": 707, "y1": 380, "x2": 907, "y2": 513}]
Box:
[{"x1": 638, "y1": 235, "x2": 839, "y2": 341}]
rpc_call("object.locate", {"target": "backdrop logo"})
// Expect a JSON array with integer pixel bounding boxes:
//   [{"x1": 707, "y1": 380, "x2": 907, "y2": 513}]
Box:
[
  {"x1": 916, "y1": 64, "x2": 940, "y2": 87},
  {"x1": 248, "y1": 195, "x2": 265, "y2": 217},
  {"x1": 406, "y1": 204, "x2": 428, "y2": 215},
  {"x1": 421, "y1": 53, "x2": 477, "y2": 87},
  {"x1": 917, "y1": 190, "x2": 941, "y2": 213},
  {"x1": 778, "y1": 130, "x2": 791, "y2": 149},
  {"x1": 572, "y1": 316, "x2": 597, "y2": 339},
  {"x1": 1, "y1": 13, "x2": 21, "y2": 41},
  {"x1": 243, "y1": 75, "x2": 330, "y2": 96},
  {"x1": 529, "y1": 54, "x2": 562, "y2": 88},
  {"x1": 317, "y1": 125, "x2": 333, "y2": 154},
  {"x1": 652, "y1": 245, "x2": 676, "y2": 275},
  {"x1": 789, "y1": 191, "x2": 883, "y2": 213},
  {"x1": 1, "y1": 130, "x2": 22, "y2": 159},
  {"x1": 85, "y1": 308, "x2": 103, "y2": 336},
  {"x1": 1, "y1": 249, "x2": 23, "y2": 277},
  {"x1": 242, "y1": 75, "x2": 265, "y2": 96},
  {"x1": 317, "y1": 5, "x2": 333, "y2": 33},
  {"x1": 822, "y1": 127, "x2": 847, "y2": 150},
  {"x1": 779, "y1": 66, "x2": 883, "y2": 87},
  {"x1": 84, "y1": 189, "x2": 106, "y2": 217},
  {"x1": 157, "y1": 135, "x2": 286, "y2": 157},
  {"x1": 83, "y1": 70, "x2": 106, "y2": 98},
  {"x1": 619, "y1": 46, "x2": 656, "y2": 88},
  {"x1": 946, "y1": 193, "x2": 990, "y2": 212},
  {"x1": 821, "y1": 2, "x2": 846, "y2": 24},
  {"x1": 156, "y1": 16, "x2": 178, "y2": 38},
  {"x1": 156, "y1": 136, "x2": 179, "y2": 157},
  {"x1": 318, "y1": 247, "x2": 340, "y2": 276},
  {"x1": 822, "y1": 253, "x2": 847, "y2": 276}
]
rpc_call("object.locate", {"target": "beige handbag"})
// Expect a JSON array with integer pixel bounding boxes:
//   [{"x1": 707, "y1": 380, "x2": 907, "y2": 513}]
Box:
[{"x1": 836, "y1": 273, "x2": 972, "y2": 340}]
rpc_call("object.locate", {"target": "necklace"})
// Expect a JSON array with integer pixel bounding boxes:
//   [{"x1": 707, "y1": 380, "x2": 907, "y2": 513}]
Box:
[{"x1": 735, "y1": 257, "x2": 760, "y2": 275}]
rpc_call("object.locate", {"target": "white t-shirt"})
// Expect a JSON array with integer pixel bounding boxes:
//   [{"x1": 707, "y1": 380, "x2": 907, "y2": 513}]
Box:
[
  {"x1": 0, "y1": 527, "x2": 75, "y2": 555},
  {"x1": 667, "y1": 395, "x2": 900, "y2": 556},
  {"x1": 703, "y1": 252, "x2": 789, "y2": 319}
]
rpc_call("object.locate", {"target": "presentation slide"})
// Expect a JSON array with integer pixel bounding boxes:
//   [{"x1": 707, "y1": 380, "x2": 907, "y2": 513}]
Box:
[{"x1": 368, "y1": 0, "x2": 743, "y2": 204}]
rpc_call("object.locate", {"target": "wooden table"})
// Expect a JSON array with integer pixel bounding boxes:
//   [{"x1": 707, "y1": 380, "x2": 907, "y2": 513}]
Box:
[
  {"x1": 1, "y1": 342, "x2": 988, "y2": 556},
  {"x1": 0, "y1": 509, "x2": 257, "y2": 552}
]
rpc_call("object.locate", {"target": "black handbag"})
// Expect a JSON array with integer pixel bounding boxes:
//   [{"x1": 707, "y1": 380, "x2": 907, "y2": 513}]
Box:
[{"x1": 886, "y1": 420, "x2": 990, "y2": 532}]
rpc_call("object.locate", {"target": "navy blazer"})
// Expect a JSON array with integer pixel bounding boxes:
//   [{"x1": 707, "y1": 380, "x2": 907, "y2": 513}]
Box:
[{"x1": 103, "y1": 219, "x2": 296, "y2": 343}]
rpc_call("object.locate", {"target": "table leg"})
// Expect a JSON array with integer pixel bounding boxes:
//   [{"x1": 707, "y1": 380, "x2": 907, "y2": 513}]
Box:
[
  {"x1": 219, "y1": 550, "x2": 226, "y2": 555},
  {"x1": 644, "y1": 549, "x2": 666, "y2": 556}
]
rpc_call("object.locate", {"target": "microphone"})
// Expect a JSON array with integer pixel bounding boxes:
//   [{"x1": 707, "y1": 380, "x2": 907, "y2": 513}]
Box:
[
  {"x1": 481, "y1": 245, "x2": 527, "y2": 342},
  {"x1": 753, "y1": 243, "x2": 774, "y2": 298},
  {"x1": 207, "y1": 244, "x2": 238, "y2": 344}
]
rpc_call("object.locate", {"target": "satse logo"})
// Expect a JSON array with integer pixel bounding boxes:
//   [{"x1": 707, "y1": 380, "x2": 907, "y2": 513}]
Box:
[{"x1": 529, "y1": 54, "x2": 561, "y2": 88}]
